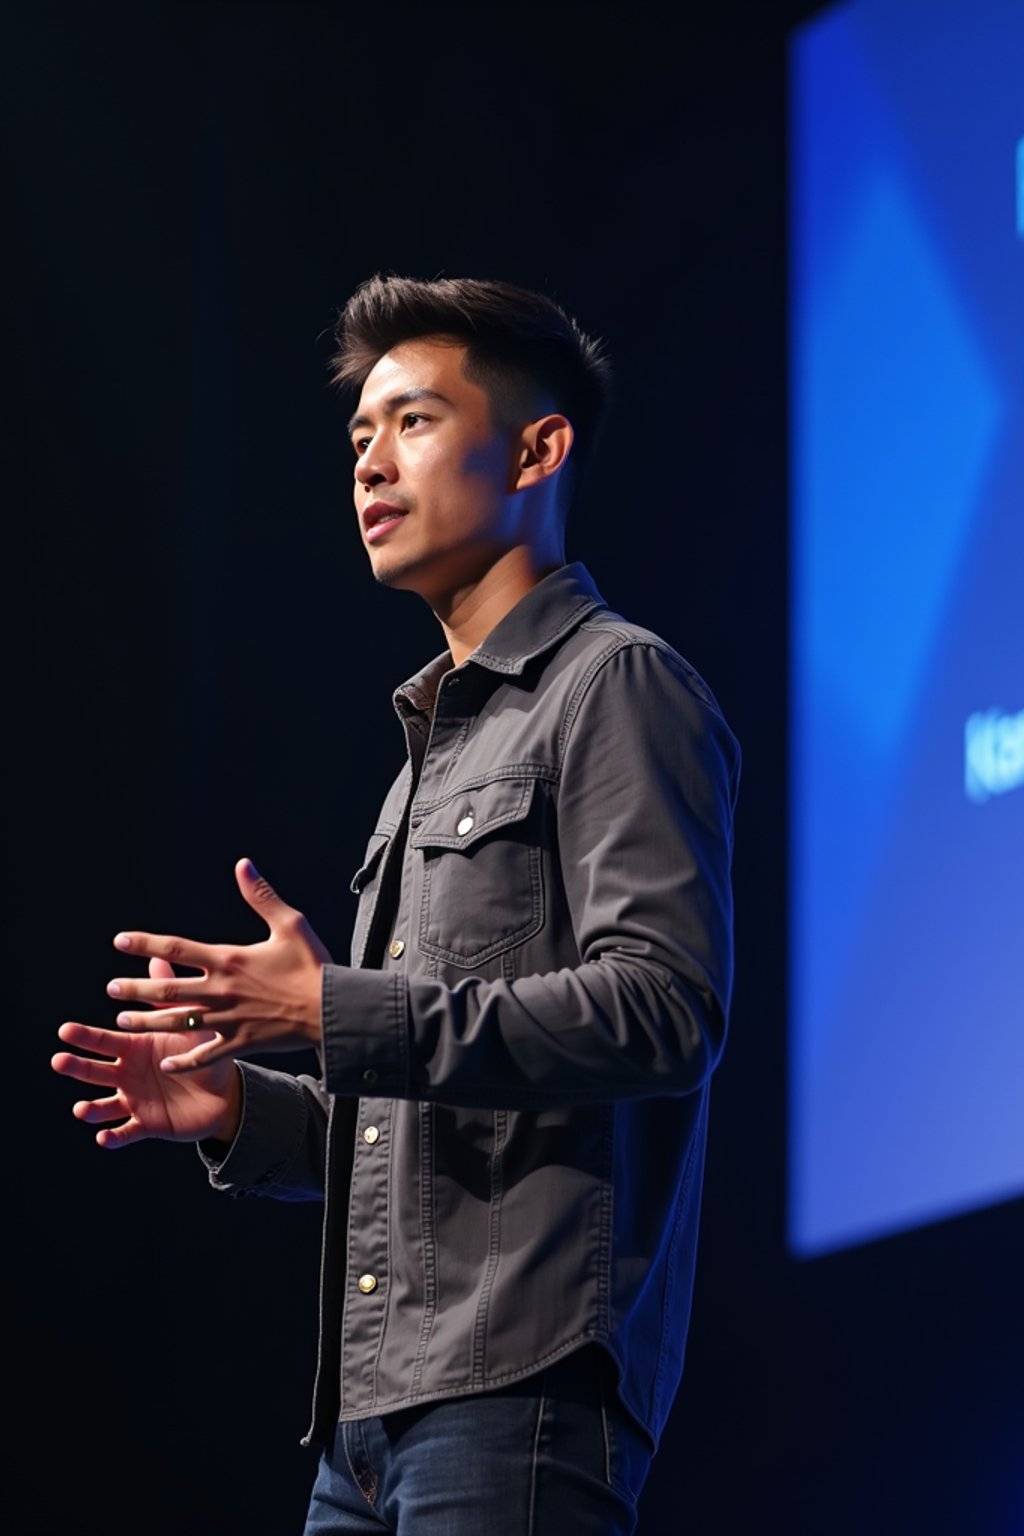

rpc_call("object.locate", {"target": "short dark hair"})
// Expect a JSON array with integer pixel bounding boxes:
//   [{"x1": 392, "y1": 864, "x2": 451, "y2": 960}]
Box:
[{"x1": 329, "y1": 273, "x2": 612, "y2": 514}]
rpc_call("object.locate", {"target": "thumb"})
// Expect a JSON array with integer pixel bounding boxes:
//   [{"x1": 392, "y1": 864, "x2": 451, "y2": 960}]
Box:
[
  {"x1": 149, "y1": 956, "x2": 182, "y2": 1010},
  {"x1": 234, "y1": 857, "x2": 298, "y2": 933}
]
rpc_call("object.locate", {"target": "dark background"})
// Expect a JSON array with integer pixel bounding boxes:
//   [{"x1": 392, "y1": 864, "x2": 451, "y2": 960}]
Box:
[{"x1": 6, "y1": 2, "x2": 1021, "y2": 1532}]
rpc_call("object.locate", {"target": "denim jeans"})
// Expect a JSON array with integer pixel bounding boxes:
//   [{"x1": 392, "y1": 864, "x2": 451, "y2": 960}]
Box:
[{"x1": 303, "y1": 1345, "x2": 654, "y2": 1534}]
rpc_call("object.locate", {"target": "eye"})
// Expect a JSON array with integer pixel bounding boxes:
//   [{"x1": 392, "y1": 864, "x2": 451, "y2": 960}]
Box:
[
  {"x1": 352, "y1": 436, "x2": 371, "y2": 456},
  {"x1": 401, "y1": 412, "x2": 426, "y2": 430}
]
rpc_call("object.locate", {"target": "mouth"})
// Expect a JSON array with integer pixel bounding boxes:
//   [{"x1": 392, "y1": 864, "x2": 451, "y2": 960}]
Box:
[{"x1": 362, "y1": 501, "x2": 409, "y2": 543}]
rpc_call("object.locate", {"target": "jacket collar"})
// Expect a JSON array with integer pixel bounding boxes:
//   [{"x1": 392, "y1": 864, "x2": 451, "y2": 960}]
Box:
[
  {"x1": 394, "y1": 562, "x2": 607, "y2": 716},
  {"x1": 469, "y1": 561, "x2": 607, "y2": 675}
]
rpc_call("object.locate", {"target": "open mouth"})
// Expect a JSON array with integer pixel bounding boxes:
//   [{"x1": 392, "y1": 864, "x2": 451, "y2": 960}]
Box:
[{"x1": 365, "y1": 507, "x2": 408, "y2": 542}]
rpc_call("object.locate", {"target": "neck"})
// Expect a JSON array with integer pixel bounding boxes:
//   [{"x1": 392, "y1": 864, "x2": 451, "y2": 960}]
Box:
[{"x1": 435, "y1": 546, "x2": 563, "y2": 667}]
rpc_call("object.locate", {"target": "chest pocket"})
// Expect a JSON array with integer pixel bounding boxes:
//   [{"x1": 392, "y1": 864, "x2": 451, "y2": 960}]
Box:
[{"x1": 411, "y1": 775, "x2": 544, "y2": 968}]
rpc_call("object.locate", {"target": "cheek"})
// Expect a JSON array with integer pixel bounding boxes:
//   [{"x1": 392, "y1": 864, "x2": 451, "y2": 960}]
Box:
[
  {"x1": 406, "y1": 434, "x2": 509, "y2": 519},
  {"x1": 412, "y1": 442, "x2": 449, "y2": 483},
  {"x1": 464, "y1": 434, "x2": 512, "y2": 486}
]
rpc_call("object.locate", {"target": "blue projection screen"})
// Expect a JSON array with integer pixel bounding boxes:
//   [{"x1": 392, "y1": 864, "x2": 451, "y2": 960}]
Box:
[{"x1": 788, "y1": 0, "x2": 1023, "y2": 1257}]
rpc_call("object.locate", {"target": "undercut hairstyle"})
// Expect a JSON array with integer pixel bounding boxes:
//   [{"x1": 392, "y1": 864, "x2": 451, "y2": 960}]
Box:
[{"x1": 330, "y1": 273, "x2": 612, "y2": 517}]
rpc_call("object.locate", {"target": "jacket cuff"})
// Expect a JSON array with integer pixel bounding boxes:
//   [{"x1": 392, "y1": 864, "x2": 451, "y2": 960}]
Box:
[
  {"x1": 198, "y1": 1061, "x2": 312, "y2": 1190},
  {"x1": 321, "y1": 964, "x2": 409, "y2": 1097}
]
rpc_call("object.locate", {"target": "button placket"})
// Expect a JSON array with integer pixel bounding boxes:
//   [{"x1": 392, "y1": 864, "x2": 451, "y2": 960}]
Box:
[
  {"x1": 383, "y1": 785, "x2": 416, "y2": 972},
  {"x1": 341, "y1": 1098, "x2": 392, "y2": 1396}
]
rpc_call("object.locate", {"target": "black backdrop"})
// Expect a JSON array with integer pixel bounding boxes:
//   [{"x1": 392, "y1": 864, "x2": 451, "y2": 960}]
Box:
[{"x1": 6, "y1": 3, "x2": 1022, "y2": 1533}]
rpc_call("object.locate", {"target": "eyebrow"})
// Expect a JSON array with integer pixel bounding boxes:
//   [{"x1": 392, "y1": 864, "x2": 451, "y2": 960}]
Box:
[{"x1": 346, "y1": 387, "x2": 455, "y2": 439}]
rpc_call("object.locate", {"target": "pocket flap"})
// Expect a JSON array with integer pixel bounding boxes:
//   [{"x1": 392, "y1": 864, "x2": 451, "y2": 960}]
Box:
[
  {"x1": 410, "y1": 776, "x2": 537, "y2": 852},
  {"x1": 349, "y1": 831, "x2": 390, "y2": 893}
]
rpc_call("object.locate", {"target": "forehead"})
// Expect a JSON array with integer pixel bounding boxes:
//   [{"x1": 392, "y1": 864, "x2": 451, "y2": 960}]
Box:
[{"x1": 357, "y1": 337, "x2": 479, "y2": 413}]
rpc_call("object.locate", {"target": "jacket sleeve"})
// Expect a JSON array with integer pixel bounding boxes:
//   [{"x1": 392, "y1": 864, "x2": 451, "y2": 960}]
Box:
[
  {"x1": 320, "y1": 640, "x2": 741, "y2": 1109},
  {"x1": 197, "y1": 1060, "x2": 331, "y2": 1202}
]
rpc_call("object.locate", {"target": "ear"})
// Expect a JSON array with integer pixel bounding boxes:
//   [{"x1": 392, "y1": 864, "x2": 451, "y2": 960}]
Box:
[{"x1": 512, "y1": 413, "x2": 574, "y2": 492}]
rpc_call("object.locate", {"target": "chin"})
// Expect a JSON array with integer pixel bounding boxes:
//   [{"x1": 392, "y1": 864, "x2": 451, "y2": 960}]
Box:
[{"x1": 370, "y1": 553, "x2": 426, "y2": 592}]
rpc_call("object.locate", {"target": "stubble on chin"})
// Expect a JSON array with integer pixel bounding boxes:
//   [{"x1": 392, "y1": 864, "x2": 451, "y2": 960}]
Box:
[{"x1": 369, "y1": 551, "x2": 420, "y2": 590}]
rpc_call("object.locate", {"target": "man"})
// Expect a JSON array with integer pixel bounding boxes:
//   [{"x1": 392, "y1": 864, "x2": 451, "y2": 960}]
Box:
[{"x1": 52, "y1": 274, "x2": 741, "y2": 1534}]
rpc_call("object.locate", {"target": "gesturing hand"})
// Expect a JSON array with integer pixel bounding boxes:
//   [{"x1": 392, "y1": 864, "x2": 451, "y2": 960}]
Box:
[
  {"x1": 52, "y1": 959, "x2": 241, "y2": 1148},
  {"x1": 104, "y1": 858, "x2": 331, "y2": 1074}
]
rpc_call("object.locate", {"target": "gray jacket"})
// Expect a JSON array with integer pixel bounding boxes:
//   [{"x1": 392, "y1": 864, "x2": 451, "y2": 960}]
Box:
[{"x1": 205, "y1": 562, "x2": 741, "y2": 1450}]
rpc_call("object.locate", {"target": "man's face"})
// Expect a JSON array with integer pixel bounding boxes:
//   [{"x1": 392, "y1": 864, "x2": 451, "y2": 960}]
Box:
[{"x1": 349, "y1": 337, "x2": 522, "y2": 603}]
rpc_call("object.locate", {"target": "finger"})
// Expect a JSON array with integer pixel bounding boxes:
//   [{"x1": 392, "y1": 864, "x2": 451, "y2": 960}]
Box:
[
  {"x1": 57, "y1": 1020, "x2": 122, "y2": 1056},
  {"x1": 73, "y1": 1093, "x2": 127, "y2": 1125},
  {"x1": 113, "y1": 1006, "x2": 214, "y2": 1033},
  {"x1": 52, "y1": 1051, "x2": 119, "y2": 1088},
  {"x1": 96, "y1": 1117, "x2": 147, "y2": 1150},
  {"x1": 70, "y1": 1096, "x2": 148, "y2": 1149},
  {"x1": 235, "y1": 857, "x2": 301, "y2": 934},
  {"x1": 148, "y1": 956, "x2": 195, "y2": 1013},
  {"x1": 160, "y1": 1035, "x2": 232, "y2": 1075},
  {"x1": 112, "y1": 930, "x2": 212, "y2": 969},
  {"x1": 107, "y1": 973, "x2": 207, "y2": 1007}
]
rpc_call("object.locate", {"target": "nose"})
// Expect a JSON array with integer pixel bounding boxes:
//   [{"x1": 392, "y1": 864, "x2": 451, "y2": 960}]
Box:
[{"x1": 354, "y1": 436, "x2": 398, "y2": 492}]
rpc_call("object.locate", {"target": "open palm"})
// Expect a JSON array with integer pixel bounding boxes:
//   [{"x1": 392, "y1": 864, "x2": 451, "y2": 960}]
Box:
[{"x1": 53, "y1": 959, "x2": 239, "y2": 1149}]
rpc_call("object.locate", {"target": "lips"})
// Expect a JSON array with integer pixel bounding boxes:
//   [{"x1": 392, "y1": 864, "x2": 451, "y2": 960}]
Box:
[{"x1": 362, "y1": 501, "x2": 409, "y2": 541}]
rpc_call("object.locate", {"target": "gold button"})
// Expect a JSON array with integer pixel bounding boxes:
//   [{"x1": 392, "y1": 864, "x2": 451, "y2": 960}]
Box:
[
  {"x1": 388, "y1": 938, "x2": 405, "y2": 959},
  {"x1": 456, "y1": 812, "x2": 474, "y2": 835},
  {"x1": 358, "y1": 1274, "x2": 378, "y2": 1295},
  {"x1": 363, "y1": 1125, "x2": 380, "y2": 1145}
]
